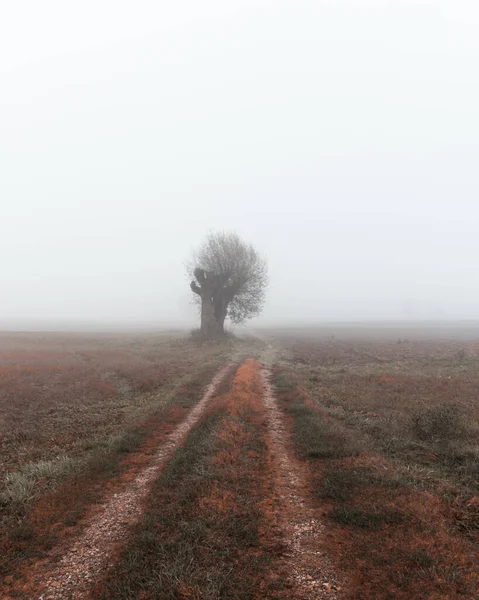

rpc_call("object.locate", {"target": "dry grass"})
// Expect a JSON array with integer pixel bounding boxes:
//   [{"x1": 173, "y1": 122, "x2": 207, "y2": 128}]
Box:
[
  {"x1": 0, "y1": 332, "x2": 227, "y2": 479},
  {"x1": 92, "y1": 359, "x2": 275, "y2": 600},
  {"x1": 4, "y1": 327, "x2": 478, "y2": 598},
  {"x1": 0, "y1": 332, "x2": 231, "y2": 583},
  {"x1": 282, "y1": 337, "x2": 479, "y2": 499},
  {"x1": 272, "y1": 334, "x2": 479, "y2": 598},
  {"x1": 1, "y1": 365, "x2": 227, "y2": 586}
]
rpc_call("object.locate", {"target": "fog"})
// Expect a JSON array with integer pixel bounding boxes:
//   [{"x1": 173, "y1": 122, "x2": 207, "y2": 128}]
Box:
[{"x1": 1, "y1": 1, "x2": 478, "y2": 329}]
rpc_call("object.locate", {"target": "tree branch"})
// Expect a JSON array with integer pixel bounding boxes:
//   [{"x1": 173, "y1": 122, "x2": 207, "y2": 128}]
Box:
[
  {"x1": 190, "y1": 281, "x2": 202, "y2": 295},
  {"x1": 194, "y1": 268, "x2": 206, "y2": 285}
]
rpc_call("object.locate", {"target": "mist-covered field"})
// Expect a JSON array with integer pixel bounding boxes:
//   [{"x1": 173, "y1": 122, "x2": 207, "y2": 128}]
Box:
[
  {"x1": 3, "y1": 2, "x2": 479, "y2": 596},
  {"x1": 1, "y1": 327, "x2": 477, "y2": 598}
]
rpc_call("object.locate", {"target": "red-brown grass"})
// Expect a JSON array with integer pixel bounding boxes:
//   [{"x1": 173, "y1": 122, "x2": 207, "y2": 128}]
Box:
[
  {"x1": 0, "y1": 336, "x2": 227, "y2": 587},
  {"x1": 272, "y1": 346, "x2": 479, "y2": 599},
  {"x1": 91, "y1": 359, "x2": 284, "y2": 600},
  {"x1": 0, "y1": 333, "x2": 227, "y2": 480}
]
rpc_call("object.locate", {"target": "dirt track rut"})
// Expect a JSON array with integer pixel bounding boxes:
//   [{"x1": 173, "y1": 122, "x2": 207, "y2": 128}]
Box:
[
  {"x1": 261, "y1": 367, "x2": 341, "y2": 598},
  {"x1": 35, "y1": 364, "x2": 233, "y2": 600}
]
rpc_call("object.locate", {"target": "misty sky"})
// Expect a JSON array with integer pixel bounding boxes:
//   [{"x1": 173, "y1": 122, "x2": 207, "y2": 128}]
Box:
[{"x1": 1, "y1": 1, "x2": 479, "y2": 327}]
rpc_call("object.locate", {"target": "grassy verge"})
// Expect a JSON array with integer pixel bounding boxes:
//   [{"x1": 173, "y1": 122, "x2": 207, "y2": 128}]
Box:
[
  {"x1": 272, "y1": 366, "x2": 479, "y2": 599},
  {"x1": 92, "y1": 359, "x2": 274, "y2": 600},
  {"x1": 1, "y1": 363, "x2": 223, "y2": 583}
]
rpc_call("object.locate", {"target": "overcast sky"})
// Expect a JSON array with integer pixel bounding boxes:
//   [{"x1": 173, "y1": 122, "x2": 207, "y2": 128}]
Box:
[{"x1": 1, "y1": 1, "x2": 478, "y2": 327}]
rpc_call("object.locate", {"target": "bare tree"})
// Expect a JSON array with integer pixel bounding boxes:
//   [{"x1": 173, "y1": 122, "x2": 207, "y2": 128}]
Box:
[{"x1": 189, "y1": 232, "x2": 268, "y2": 338}]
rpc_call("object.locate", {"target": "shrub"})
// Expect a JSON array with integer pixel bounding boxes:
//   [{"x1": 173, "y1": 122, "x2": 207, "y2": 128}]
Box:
[{"x1": 412, "y1": 403, "x2": 466, "y2": 444}]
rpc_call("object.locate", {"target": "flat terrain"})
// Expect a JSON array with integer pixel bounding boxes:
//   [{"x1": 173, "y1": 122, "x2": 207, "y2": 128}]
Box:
[
  {"x1": 1, "y1": 326, "x2": 477, "y2": 599},
  {"x1": 0, "y1": 332, "x2": 228, "y2": 479},
  {"x1": 268, "y1": 328, "x2": 479, "y2": 598}
]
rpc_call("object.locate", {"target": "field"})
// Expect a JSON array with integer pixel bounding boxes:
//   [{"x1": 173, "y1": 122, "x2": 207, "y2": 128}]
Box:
[
  {"x1": 1, "y1": 326, "x2": 478, "y2": 599},
  {"x1": 270, "y1": 326, "x2": 479, "y2": 598},
  {"x1": 0, "y1": 332, "x2": 228, "y2": 478}
]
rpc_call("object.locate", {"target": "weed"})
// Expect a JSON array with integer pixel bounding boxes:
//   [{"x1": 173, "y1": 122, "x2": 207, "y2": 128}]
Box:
[
  {"x1": 412, "y1": 402, "x2": 467, "y2": 444},
  {"x1": 407, "y1": 549, "x2": 436, "y2": 568},
  {"x1": 106, "y1": 428, "x2": 143, "y2": 454},
  {"x1": 329, "y1": 506, "x2": 406, "y2": 529},
  {"x1": 272, "y1": 370, "x2": 297, "y2": 394},
  {"x1": 1, "y1": 455, "x2": 78, "y2": 511},
  {"x1": 318, "y1": 468, "x2": 374, "y2": 502}
]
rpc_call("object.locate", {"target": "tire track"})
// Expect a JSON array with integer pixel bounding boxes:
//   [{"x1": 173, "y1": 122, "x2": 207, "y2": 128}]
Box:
[
  {"x1": 30, "y1": 363, "x2": 234, "y2": 600},
  {"x1": 261, "y1": 367, "x2": 342, "y2": 599}
]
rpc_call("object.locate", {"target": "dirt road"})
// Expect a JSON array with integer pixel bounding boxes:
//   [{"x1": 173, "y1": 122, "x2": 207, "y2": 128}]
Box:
[
  {"x1": 6, "y1": 358, "x2": 340, "y2": 599},
  {"x1": 261, "y1": 367, "x2": 341, "y2": 598}
]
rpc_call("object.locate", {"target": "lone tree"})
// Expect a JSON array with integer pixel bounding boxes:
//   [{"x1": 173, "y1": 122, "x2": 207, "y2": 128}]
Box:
[{"x1": 189, "y1": 232, "x2": 268, "y2": 338}]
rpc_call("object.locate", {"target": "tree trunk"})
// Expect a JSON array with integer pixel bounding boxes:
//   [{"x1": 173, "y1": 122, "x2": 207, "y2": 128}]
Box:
[
  {"x1": 214, "y1": 304, "x2": 227, "y2": 336},
  {"x1": 217, "y1": 314, "x2": 226, "y2": 335},
  {"x1": 200, "y1": 292, "x2": 222, "y2": 338},
  {"x1": 190, "y1": 269, "x2": 227, "y2": 339}
]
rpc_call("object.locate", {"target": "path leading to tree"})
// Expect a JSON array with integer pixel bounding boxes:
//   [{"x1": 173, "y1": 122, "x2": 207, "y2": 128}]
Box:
[
  {"x1": 5, "y1": 356, "x2": 342, "y2": 599},
  {"x1": 261, "y1": 366, "x2": 342, "y2": 598}
]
